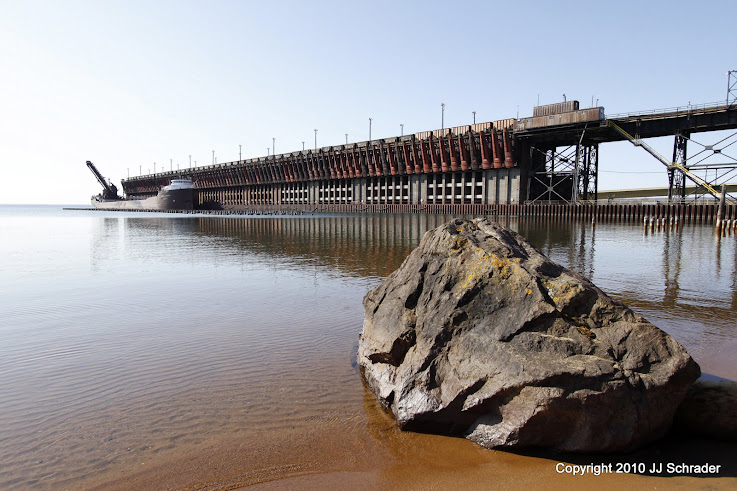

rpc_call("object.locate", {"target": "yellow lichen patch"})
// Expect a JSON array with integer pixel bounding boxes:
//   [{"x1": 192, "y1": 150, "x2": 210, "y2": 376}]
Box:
[
  {"x1": 451, "y1": 236, "x2": 468, "y2": 252},
  {"x1": 525, "y1": 288, "x2": 532, "y2": 295},
  {"x1": 544, "y1": 280, "x2": 584, "y2": 309}
]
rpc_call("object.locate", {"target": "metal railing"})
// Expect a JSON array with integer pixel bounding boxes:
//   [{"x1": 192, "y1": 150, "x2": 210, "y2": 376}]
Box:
[{"x1": 605, "y1": 100, "x2": 731, "y2": 120}]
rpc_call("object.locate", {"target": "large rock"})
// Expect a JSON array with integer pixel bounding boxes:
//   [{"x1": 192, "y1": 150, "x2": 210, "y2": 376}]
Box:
[{"x1": 358, "y1": 218, "x2": 700, "y2": 453}]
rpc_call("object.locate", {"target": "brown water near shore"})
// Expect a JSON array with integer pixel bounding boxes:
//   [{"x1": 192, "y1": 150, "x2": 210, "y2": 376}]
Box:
[{"x1": 0, "y1": 207, "x2": 735, "y2": 489}]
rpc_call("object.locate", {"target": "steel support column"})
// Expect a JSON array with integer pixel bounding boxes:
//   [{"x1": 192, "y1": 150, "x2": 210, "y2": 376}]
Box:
[
  {"x1": 577, "y1": 143, "x2": 598, "y2": 201},
  {"x1": 668, "y1": 131, "x2": 688, "y2": 201}
]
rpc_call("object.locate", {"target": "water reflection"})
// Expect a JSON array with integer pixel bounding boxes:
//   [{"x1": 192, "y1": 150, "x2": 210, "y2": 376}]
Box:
[
  {"x1": 113, "y1": 214, "x2": 461, "y2": 280},
  {"x1": 2, "y1": 207, "x2": 736, "y2": 489},
  {"x1": 661, "y1": 226, "x2": 683, "y2": 308},
  {"x1": 102, "y1": 214, "x2": 737, "y2": 327}
]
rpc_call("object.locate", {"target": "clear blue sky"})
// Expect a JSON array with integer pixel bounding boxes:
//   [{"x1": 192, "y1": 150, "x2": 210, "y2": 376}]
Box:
[{"x1": 1, "y1": 0, "x2": 735, "y2": 204}]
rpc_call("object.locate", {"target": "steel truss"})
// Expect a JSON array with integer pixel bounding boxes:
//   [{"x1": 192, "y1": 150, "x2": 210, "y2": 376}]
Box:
[
  {"x1": 668, "y1": 131, "x2": 688, "y2": 200},
  {"x1": 528, "y1": 140, "x2": 598, "y2": 203},
  {"x1": 576, "y1": 143, "x2": 598, "y2": 201},
  {"x1": 670, "y1": 130, "x2": 737, "y2": 203}
]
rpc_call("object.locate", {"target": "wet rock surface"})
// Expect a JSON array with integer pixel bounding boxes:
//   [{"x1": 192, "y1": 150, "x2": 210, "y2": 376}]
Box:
[{"x1": 358, "y1": 218, "x2": 701, "y2": 453}]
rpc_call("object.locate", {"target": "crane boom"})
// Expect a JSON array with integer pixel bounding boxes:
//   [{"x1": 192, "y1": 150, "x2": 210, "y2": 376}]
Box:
[{"x1": 86, "y1": 160, "x2": 120, "y2": 200}]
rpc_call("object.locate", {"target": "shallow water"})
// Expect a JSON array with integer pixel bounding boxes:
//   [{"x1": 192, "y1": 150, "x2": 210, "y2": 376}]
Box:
[{"x1": 0, "y1": 206, "x2": 735, "y2": 489}]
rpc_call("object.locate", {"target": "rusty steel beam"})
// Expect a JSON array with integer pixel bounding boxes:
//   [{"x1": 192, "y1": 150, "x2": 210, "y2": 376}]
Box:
[
  {"x1": 503, "y1": 129, "x2": 515, "y2": 168},
  {"x1": 317, "y1": 151, "x2": 325, "y2": 180},
  {"x1": 305, "y1": 153, "x2": 315, "y2": 180},
  {"x1": 492, "y1": 130, "x2": 503, "y2": 169},
  {"x1": 349, "y1": 147, "x2": 359, "y2": 177},
  {"x1": 468, "y1": 132, "x2": 479, "y2": 170},
  {"x1": 411, "y1": 138, "x2": 422, "y2": 174},
  {"x1": 387, "y1": 142, "x2": 398, "y2": 175},
  {"x1": 367, "y1": 146, "x2": 376, "y2": 176},
  {"x1": 480, "y1": 132, "x2": 491, "y2": 169},
  {"x1": 402, "y1": 141, "x2": 413, "y2": 174},
  {"x1": 448, "y1": 134, "x2": 459, "y2": 171},
  {"x1": 439, "y1": 135, "x2": 449, "y2": 172},
  {"x1": 337, "y1": 150, "x2": 346, "y2": 179},
  {"x1": 459, "y1": 134, "x2": 469, "y2": 171},
  {"x1": 425, "y1": 136, "x2": 437, "y2": 172},
  {"x1": 330, "y1": 150, "x2": 339, "y2": 179}
]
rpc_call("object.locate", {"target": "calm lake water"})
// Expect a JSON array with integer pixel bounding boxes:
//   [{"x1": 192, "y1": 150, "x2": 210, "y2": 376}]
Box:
[{"x1": 1, "y1": 205, "x2": 735, "y2": 489}]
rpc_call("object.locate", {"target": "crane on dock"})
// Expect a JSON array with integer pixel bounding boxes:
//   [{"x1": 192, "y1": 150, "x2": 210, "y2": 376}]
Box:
[{"x1": 86, "y1": 160, "x2": 121, "y2": 200}]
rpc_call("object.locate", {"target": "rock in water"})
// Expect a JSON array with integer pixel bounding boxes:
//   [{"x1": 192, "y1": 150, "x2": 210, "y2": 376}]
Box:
[{"x1": 357, "y1": 218, "x2": 700, "y2": 453}]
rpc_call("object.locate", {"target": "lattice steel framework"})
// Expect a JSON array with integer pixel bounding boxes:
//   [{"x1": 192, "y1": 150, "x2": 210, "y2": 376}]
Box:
[
  {"x1": 527, "y1": 141, "x2": 598, "y2": 203},
  {"x1": 577, "y1": 143, "x2": 598, "y2": 201},
  {"x1": 528, "y1": 145, "x2": 576, "y2": 202},
  {"x1": 678, "y1": 130, "x2": 737, "y2": 203},
  {"x1": 668, "y1": 131, "x2": 688, "y2": 200},
  {"x1": 728, "y1": 70, "x2": 737, "y2": 107}
]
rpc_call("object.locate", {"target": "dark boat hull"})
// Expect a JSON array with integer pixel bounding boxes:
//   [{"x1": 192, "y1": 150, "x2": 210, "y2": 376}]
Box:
[{"x1": 92, "y1": 188, "x2": 194, "y2": 210}]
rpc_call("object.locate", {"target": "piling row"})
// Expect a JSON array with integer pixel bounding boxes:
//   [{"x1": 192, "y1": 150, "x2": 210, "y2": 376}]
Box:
[
  {"x1": 63, "y1": 207, "x2": 305, "y2": 216},
  {"x1": 65, "y1": 202, "x2": 736, "y2": 225},
  {"x1": 517, "y1": 202, "x2": 737, "y2": 224},
  {"x1": 223, "y1": 202, "x2": 735, "y2": 224}
]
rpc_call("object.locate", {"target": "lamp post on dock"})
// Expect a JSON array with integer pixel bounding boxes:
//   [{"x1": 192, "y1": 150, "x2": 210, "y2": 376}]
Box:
[
  {"x1": 441, "y1": 103, "x2": 445, "y2": 130},
  {"x1": 472, "y1": 111, "x2": 476, "y2": 124},
  {"x1": 302, "y1": 141, "x2": 305, "y2": 151},
  {"x1": 400, "y1": 124, "x2": 404, "y2": 136},
  {"x1": 189, "y1": 155, "x2": 191, "y2": 168},
  {"x1": 154, "y1": 162, "x2": 156, "y2": 175},
  {"x1": 272, "y1": 138, "x2": 275, "y2": 156},
  {"x1": 345, "y1": 133, "x2": 348, "y2": 144},
  {"x1": 239, "y1": 145, "x2": 241, "y2": 162},
  {"x1": 314, "y1": 129, "x2": 318, "y2": 150},
  {"x1": 369, "y1": 118, "x2": 372, "y2": 142},
  {"x1": 212, "y1": 150, "x2": 214, "y2": 166}
]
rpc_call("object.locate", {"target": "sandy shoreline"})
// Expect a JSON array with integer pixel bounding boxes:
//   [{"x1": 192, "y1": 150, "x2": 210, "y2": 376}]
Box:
[{"x1": 80, "y1": 388, "x2": 736, "y2": 490}]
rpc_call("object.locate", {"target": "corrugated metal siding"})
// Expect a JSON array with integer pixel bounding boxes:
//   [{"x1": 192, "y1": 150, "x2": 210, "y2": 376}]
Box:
[
  {"x1": 471, "y1": 122, "x2": 492, "y2": 132},
  {"x1": 532, "y1": 101, "x2": 580, "y2": 117},
  {"x1": 493, "y1": 118, "x2": 517, "y2": 130},
  {"x1": 516, "y1": 107, "x2": 603, "y2": 131},
  {"x1": 412, "y1": 119, "x2": 520, "y2": 141}
]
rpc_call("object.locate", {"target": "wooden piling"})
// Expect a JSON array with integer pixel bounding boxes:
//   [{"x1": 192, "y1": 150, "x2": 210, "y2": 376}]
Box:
[{"x1": 716, "y1": 184, "x2": 727, "y2": 232}]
